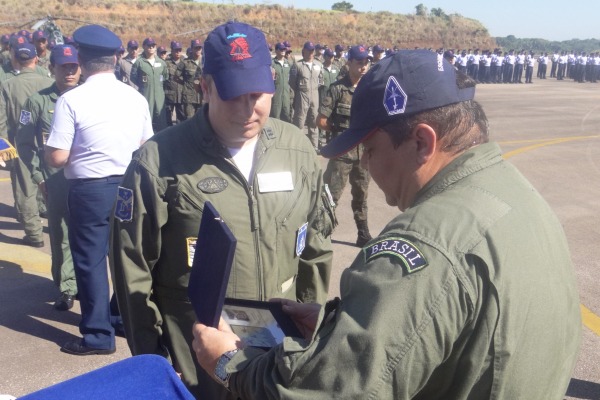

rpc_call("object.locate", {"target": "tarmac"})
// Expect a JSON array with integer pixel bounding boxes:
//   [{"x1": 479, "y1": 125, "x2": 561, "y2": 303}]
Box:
[{"x1": 1, "y1": 76, "x2": 599, "y2": 398}]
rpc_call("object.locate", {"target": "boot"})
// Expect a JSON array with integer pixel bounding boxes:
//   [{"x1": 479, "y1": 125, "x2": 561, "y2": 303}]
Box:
[{"x1": 355, "y1": 221, "x2": 372, "y2": 247}]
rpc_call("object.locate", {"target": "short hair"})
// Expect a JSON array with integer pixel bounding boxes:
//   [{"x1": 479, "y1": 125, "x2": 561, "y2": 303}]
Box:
[
  {"x1": 77, "y1": 49, "x2": 115, "y2": 74},
  {"x1": 381, "y1": 72, "x2": 489, "y2": 154}
]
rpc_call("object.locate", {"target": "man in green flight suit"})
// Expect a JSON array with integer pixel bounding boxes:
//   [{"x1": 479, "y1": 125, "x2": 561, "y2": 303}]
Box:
[
  {"x1": 174, "y1": 39, "x2": 203, "y2": 120},
  {"x1": 270, "y1": 42, "x2": 291, "y2": 122},
  {"x1": 318, "y1": 45, "x2": 372, "y2": 247},
  {"x1": 192, "y1": 49, "x2": 581, "y2": 400},
  {"x1": 131, "y1": 37, "x2": 168, "y2": 131},
  {"x1": 111, "y1": 21, "x2": 335, "y2": 400},
  {"x1": 16, "y1": 44, "x2": 81, "y2": 310},
  {"x1": 164, "y1": 41, "x2": 184, "y2": 126},
  {"x1": 0, "y1": 37, "x2": 53, "y2": 247}
]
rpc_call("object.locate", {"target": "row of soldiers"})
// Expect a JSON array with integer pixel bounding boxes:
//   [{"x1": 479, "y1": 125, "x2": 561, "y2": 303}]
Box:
[{"x1": 445, "y1": 48, "x2": 600, "y2": 84}]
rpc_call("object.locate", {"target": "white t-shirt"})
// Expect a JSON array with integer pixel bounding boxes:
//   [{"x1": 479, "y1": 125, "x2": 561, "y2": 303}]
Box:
[
  {"x1": 47, "y1": 72, "x2": 154, "y2": 179},
  {"x1": 228, "y1": 139, "x2": 258, "y2": 183}
]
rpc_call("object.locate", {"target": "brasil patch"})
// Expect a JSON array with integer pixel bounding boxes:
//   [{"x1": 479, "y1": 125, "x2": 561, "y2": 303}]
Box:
[
  {"x1": 364, "y1": 237, "x2": 427, "y2": 274},
  {"x1": 114, "y1": 186, "x2": 134, "y2": 222}
]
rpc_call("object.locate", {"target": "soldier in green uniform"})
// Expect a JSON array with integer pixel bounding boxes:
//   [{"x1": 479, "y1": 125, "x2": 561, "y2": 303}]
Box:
[
  {"x1": 0, "y1": 34, "x2": 11, "y2": 68},
  {"x1": 0, "y1": 37, "x2": 53, "y2": 247},
  {"x1": 16, "y1": 44, "x2": 81, "y2": 310},
  {"x1": 117, "y1": 40, "x2": 138, "y2": 90},
  {"x1": 164, "y1": 41, "x2": 184, "y2": 126},
  {"x1": 32, "y1": 30, "x2": 50, "y2": 71},
  {"x1": 318, "y1": 45, "x2": 371, "y2": 247},
  {"x1": 192, "y1": 49, "x2": 582, "y2": 400},
  {"x1": 131, "y1": 37, "x2": 168, "y2": 132},
  {"x1": 270, "y1": 42, "x2": 291, "y2": 122},
  {"x1": 174, "y1": 39, "x2": 203, "y2": 120},
  {"x1": 111, "y1": 21, "x2": 335, "y2": 400}
]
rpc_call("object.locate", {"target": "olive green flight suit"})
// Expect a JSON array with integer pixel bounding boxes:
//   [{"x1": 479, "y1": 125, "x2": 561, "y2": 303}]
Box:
[
  {"x1": 111, "y1": 106, "x2": 336, "y2": 399},
  {"x1": 174, "y1": 58, "x2": 202, "y2": 120},
  {"x1": 164, "y1": 55, "x2": 184, "y2": 126},
  {"x1": 290, "y1": 59, "x2": 323, "y2": 150},
  {"x1": 227, "y1": 142, "x2": 581, "y2": 400},
  {"x1": 319, "y1": 75, "x2": 370, "y2": 240},
  {"x1": 0, "y1": 68, "x2": 53, "y2": 243},
  {"x1": 270, "y1": 57, "x2": 292, "y2": 123},
  {"x1": 15, "y1": 83, "x2": 76, "y2": 295},
  {"x1": 131, "y1": 55, "x2": 168, "y2": 132}
]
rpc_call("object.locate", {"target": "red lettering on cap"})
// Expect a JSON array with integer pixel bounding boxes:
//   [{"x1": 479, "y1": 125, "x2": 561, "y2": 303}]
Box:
[
  {"x1": 64, "y1": 47, "x2": 73, "y2": 56},
  {"x1": 17, "y1": 37, "x2": 24, "y2": 44},
  {"x1": 229, "y1": 37, "x2": 252, "y2": 61},
  {"x1": 359, "y1": 46, "x2": 365, "y2": 52}
]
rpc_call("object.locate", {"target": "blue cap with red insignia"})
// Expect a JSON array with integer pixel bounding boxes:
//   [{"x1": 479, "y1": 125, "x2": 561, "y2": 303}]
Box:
[
  {"x1": 50, "y1": 44, "x2": 79, "y2": 65},
  {"x1": 202, "y1": 21, "x2": 274, "y2": 101}
]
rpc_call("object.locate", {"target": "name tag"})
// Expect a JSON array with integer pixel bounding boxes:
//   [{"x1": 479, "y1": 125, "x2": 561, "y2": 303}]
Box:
[
  {"x1": 257, "y1": 172, "x2": 293, "y2": 193},
  {"x1": 154, "y1": 63, "x2": 162, "y2": 68}
]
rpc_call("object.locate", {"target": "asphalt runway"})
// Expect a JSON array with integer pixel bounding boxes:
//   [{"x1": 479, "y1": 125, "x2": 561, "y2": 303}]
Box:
[{"x1": 1, "y1": 77, "x2": 599, "y2": 398}]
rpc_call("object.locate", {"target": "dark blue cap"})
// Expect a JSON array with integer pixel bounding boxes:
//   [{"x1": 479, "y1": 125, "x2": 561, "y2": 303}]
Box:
[
  {"x1": 73, "y1": 25, "x2": 121, "y2": 57},
  {"x1": 18, "y1": 29, "x2": 29, "y2": 37},
  {"x1": 348, "y1": 45, "x2": 370, "y2": 61},
  {"x1": 275, "y1": 42, "x2": 286, "y2": 51},
  {"x1": 335, "y1": 44, "x2": 344, "y2": 52},
  {"x1": 127, "y1": 39, "x2": 138, "y2": 49},
  {"x1": 170, "y1": 40, "x2": 182, "y2": 50},
  {"x1": 303, "y1": 41, "x2": 315, "y2": 51},
  {"x1": 321, "y1": 49, "x2": 476, "y2": 158},
  {"x1": 283, "y1": 40, "x2": 291, "y2": 49},
  {"x1": 50, "y1": 44, "x2": 78, "y2": 65},
  {"x1": 0, "y1": 34, "x2": 9, "y2": 45},
  {"x1": 143, "y1": 37, "x2": 156, "y2": 46},
  {"x1": 118, "y1": 45, "x2": 125, "y2": 53},
  {"x1": 190, "y1": 39, "x2": 202, "y2": 48},
  {"x1": 373, "y1": 44, "x2": 384, "y2": 53},
  {"x1": 15, "y1": 39, "x2": 37, "y2": 61},
  {"x1": 63, "y1": 36, "x2": 75, "y2": 45},
  {"x1": 32, "y1": 30, "x2": 47, "y2": 41},
  {"x1": 324, "y1": 48, "x2": 334, "y2": 57},
  {"x1": 157, "y1": 46, "x2": 167, "y2": 53},
  {"x1": 202, "y1": 21, "x2": 275, "y2": 101}
]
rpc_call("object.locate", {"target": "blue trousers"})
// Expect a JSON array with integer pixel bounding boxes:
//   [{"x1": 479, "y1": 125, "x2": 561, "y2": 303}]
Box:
[{"x1": 68, "y1": 176, "x2": 122, "y2": 349}]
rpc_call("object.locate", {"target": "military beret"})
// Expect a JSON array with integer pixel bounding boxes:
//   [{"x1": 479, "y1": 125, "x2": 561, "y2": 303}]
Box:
[{"x1": 73, "y1": 25, "x2": 121, "y2": 57}]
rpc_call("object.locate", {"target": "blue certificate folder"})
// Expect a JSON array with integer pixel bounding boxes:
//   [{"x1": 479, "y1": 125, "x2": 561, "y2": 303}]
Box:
[
  {"x1": 187, "y1": 202, "x2": 303, "y2": 345},
  {"x1": 188, "y1": 201, "x2": 237, "y2": 328}
]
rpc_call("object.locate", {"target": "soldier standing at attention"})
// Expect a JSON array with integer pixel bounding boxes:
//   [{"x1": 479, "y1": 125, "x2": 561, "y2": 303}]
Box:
[
  {"x1": 290, "y1": 41, "x2": 323, "y2": 152},
  {"x1": 175, "y1": 39, "x2": 203, "y2": 120},
  {"x1": 111, "y1": 21, "x2": 334, "y2": 399},
  {"x1": 117, "y1": 40, "x2": 138, "y2": 90},
  {"x1": 164, "y1": 41, "x2": 185, "y2": 126},
  {"x1": 131, "y1": 37, "x2": 168, "y2": 131},
  {"x1": 0, "y1": 37, "x2": 53, "y2": 248},
  {"x1": 317, "y1": 45, "x2": 372, "y2": 247},
  {"x1": 32, "y1": 30, "x2": 50, "y2": 71},
  {"x1": 16, "y1": 44, "x2": 81, "y2": 310},
  {"x1": 270, "y1": 42, "x2": 292, "y2": 122}
]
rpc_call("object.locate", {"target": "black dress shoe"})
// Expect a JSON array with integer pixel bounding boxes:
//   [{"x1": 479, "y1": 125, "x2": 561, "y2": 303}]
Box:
[
  {"x1": 60, "y1": 340, "x2": 116, "y2": 356},
  {"x1": 54, "y1": 293, "x2": 75, "y2": 311},
  {"x1": 22, "y1": 236, "x2": 44, "y2": 248}
]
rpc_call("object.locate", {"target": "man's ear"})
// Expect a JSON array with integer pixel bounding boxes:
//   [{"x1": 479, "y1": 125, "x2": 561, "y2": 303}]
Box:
[{"x1": 411, "y1": 123, "x2": 437, "y2": 165}]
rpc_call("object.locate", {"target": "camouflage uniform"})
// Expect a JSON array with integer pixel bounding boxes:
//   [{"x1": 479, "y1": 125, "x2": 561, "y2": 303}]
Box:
[
  {"x1": 270, "y1": 57, "x2": 292, "y2": 122},
  {"x1": 37, "y1": 53, "x2": 50, "y2": 71},
  {"x1": 164, "y1": 54, "x2": 184, "y2": 126},
  {"x1": 175, "y1": 58, "x2": 202, "y2": 119},
  {"x1": 319, "y1": 75, "x2": 371, "y2": 245}
]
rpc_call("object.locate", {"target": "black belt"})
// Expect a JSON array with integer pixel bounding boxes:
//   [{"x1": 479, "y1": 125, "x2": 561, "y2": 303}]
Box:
[{"x1": 70, "y1": 175, "x2": 124, "y2": 183}]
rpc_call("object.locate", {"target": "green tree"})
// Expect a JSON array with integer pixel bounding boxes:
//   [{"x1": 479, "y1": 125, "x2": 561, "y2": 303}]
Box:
[
  {"x1": 332, "y1": 1, "x2": 354, "y2": 11},
  {"x1": 430, "y1": 7, "x2": 445, "y2": 17},
  {"x1": 415, "y1": 3, "x2": 427, "y2": 16}
]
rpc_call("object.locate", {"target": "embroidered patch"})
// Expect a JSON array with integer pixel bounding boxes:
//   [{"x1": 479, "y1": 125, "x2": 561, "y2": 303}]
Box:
[
  {"x1": 197, "y1": 177, "x2": 228, "y2": 193},
  {"x1": 187, "y1": 237, "x2": 197, "y2": 267},
  {"x1": 364, "y1": 237, "x2": 427, "y2": 273},
  {"x1": 296, "y1": 222, "x2": 308, "y2": 257},
  {"x1": 228, "y1": 34, "x2": 252, "y2": 61},
  {"x1": 114, "y1": 186, "x2": 134, "y2": 222},
  {"x1": 19, "y1": 110, "x2": 32, "y2": 125},
  {"x1": 383, "y1": 76, "x2": 407, "y2": 116}
]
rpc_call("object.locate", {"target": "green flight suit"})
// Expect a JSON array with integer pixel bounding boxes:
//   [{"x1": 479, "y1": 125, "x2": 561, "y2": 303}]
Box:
[
  {"x1": 270, "y1": 57, "x2": 292, "y2": 123},
  {"x1": 131, "y1": 55, "x2": 168, "y2": 132},
  {"x1": 0, "y1": 68, "x2": 53, "y2": 243},
  {"x1": 319, "y1": 75, "x2": 370, "y2": 232},
  {"x1": 164, "y1": 56, "x2": 184, "y2": 126},
  {"x1": 15, "y1": 83, "x2": 76, "y2": 295},
  {"x1": 319, "y1": 63, "x2": 340, "y2": 105},
  {"x1": 111, "y1": 105, "x2": 335, "y2": 399},
  {"x1": 227, "y1": 142, "x2": 581, "y2": 400},
  {"x1": 290, "y1": 59, "x2": 323, "y2": 149},
  {"x1": 174, "y1": 58, "x2": 202, "y2": 119}
]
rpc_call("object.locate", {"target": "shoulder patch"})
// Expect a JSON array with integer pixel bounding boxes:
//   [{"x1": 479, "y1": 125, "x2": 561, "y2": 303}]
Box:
[
  {"x1": 19, "y1": 110, "x2": 32, "y2": 125},
  {"x1": 114, "y1": 186, "x2": 134, "y2": 222},
  {"x1": 364, "y1": 237, "x2": 428, "y2": 273}
]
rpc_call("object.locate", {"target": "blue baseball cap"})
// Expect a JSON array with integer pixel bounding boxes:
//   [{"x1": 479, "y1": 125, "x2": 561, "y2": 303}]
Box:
[
  {"x1": 15, "y1": 39, "x2": 37, "y2": 61},
  {"x1": 170, "y1": 40, "x2": 182, "y2": 50},
  {"x1": 323, "y1": 48, "x2": 334, "y2": 58},
  {"x1": 32, "y1": 30, "x2": 47, "y2": 41},
  {"x1": 73, "y1": 25, "x2": 121, "y2": 57},
  {"x1": 373, "y1": 44, "x2": 384, "y2": 53},
  {"x1": 127, "y1": 39, "x2": 139, "y2": 49},
  {"x1": 202, "y1": 21, "x2": 275, "y2": 101},
  {"x1": 142, "y1": 37, "x2": 156, "y2": 46},
  {"x1": 275, "y1": 42, "x2": 286, "y2": 51},
  {"x1": 303, "y1": 41, "x2": 315, "y2": 51},
  {"x1": 335, "y1": 44, "x2": 344, "y2": 52},
  {"x1": 348, "y1": 45, "x2": 371, "y2": 61},
  {"x1": 50, "y1": 44, "x2": 78, "y2": 65},
  {"x1": 321, "y1": 49, "x2": 476, "y2": 158},
  {"x1": 190, "y1": 39, "x2": 202, "y2": 49}
]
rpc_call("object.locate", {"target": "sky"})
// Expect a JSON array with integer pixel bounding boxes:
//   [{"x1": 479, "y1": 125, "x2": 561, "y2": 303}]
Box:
[{"x1": 229, "y1": 0, "x2": 598, "y2": 41}]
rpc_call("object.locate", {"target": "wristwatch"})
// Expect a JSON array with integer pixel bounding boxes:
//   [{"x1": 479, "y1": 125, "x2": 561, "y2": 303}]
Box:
[{"x1": 214, "y1": 349, "x2": 239, "y2": 389}]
